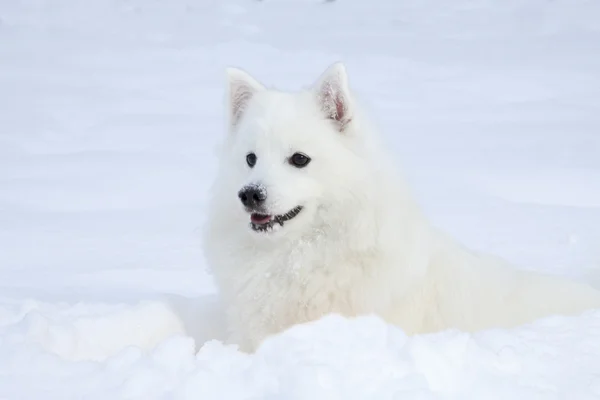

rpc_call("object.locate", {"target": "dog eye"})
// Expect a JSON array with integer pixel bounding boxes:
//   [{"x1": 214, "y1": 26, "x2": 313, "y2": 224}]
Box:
[
  {"x1": 289, "y1": 152, "x2": 311, "y2": 168},
  {"x1": 246, "y1": 153, "x2": 257, "y2": 167}
]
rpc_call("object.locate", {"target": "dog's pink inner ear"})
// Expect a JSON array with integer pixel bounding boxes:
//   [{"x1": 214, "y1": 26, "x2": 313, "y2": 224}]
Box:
[{"x1": 318, "y1": 80, "x2": 351, "y2": 132}]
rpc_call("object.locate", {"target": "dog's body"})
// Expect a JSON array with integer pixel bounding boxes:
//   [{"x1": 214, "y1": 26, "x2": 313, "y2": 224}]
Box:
[{"x1": 203, "y1": 63, "x2": 600, "y2": 353}]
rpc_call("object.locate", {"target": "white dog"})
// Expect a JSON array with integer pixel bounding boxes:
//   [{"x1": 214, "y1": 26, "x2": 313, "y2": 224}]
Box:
[{"x1": 202, "y1": 62, "x2": 600, "y2": 353}]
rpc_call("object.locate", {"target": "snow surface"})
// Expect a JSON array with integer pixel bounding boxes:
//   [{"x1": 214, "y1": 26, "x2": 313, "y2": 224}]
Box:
[{"x1": 1, "y1": 0, "x2": 600, "y2": 398}]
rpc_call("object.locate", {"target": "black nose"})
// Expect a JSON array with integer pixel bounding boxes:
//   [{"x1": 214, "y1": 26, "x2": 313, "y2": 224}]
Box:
[{"x1": 238, "y1": 185, "x2": 267, "y2": 209}]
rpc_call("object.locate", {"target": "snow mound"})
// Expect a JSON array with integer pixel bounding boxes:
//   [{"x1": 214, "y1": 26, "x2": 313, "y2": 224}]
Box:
[
  {"x1": 0, "y1": 300, "x2": 186, "y2": 362},
  {"x1": 2, "y1": 309, "x2": 600, "y2": 399}
]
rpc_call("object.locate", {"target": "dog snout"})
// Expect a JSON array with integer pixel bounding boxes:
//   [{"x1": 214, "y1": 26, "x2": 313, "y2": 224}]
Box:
[{"x1": 238, "y1": 185, "x2": 267, "y2": 209}]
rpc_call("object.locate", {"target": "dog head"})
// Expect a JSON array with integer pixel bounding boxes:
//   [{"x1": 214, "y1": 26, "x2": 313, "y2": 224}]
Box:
[{"x1": 210, "y1": 63, "x2": 375, "y2": 239}]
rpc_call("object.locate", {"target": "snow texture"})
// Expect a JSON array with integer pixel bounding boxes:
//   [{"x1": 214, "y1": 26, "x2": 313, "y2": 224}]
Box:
[{"x1": 1, "y1": 0, "x2": 600, "y2": 398}]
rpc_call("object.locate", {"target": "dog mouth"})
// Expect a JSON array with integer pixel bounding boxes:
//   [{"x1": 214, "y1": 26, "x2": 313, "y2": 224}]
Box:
[{"x1": 249, "y1": 206, "x2": 303, "y2": 232}]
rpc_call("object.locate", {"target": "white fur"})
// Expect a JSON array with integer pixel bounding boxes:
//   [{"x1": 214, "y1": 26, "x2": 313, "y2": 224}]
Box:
[{"x1": 203, "y1": 62, "x2": 600, "y2": 353}]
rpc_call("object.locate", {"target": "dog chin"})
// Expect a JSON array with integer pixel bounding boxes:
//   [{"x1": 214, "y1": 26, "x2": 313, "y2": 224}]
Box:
[{"x1": 247, "y1": 205, "x2": 304, "y2": 234}]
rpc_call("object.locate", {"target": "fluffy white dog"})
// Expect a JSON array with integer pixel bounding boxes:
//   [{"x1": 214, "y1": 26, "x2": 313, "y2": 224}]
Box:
[{"x1": 202, "y1": 62, "x2": 600, "y2": 353}]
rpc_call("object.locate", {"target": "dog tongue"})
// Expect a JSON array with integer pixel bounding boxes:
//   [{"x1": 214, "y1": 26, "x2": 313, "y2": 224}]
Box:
[{"x1": 251, "y1": 214, "x2": 272, "y2": 225}]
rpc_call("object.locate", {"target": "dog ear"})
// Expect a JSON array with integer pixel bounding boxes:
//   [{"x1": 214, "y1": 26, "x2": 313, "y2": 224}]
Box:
[
  {"x1": 226, "y1": 67, "x2": 265, "y2": 131},
  {"x1": 315, "y1": 62, "x2": 353, "y2": 132}
]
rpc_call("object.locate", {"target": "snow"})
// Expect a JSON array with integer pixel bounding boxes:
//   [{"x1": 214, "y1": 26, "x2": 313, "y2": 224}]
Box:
[{"x1": 1, "y1": 0, "x2": 600, "y2": 398}]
